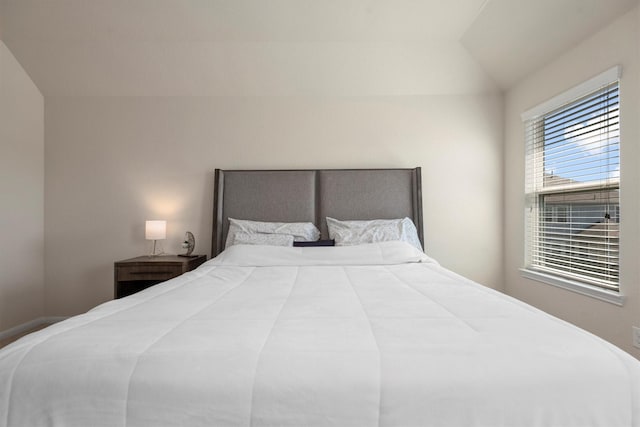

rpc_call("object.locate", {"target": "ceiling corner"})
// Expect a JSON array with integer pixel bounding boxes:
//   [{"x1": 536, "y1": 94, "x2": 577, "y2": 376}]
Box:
[{"x1": 460, "y1": 0, "x2": 639, "y2": 91}]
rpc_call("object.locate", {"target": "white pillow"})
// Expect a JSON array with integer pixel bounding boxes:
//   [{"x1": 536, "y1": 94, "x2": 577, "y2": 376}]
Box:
[
  {"x1": 230, "y1": 231, "x2": 294, "y2": 247},
  {"x1": 326, "y1": 217, "x2": 423, "y2": 251},
  {"x1": 225, "y1": 218, "x2": 320, "y2": 248}
]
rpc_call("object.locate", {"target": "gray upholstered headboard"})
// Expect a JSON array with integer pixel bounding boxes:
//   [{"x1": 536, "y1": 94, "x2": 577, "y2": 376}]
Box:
[{"x1": 211, "y1": 168, "x2": 423, "y2": 256}]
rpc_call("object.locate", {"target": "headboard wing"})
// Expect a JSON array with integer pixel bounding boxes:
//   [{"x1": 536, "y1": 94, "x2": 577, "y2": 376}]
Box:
[{"x1": 212, "y1": 167, "x2": 423, "y2": 256}]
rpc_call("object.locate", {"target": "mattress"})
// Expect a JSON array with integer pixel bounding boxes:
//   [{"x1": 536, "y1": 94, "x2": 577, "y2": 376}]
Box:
[{"x1": 1, "y1": 242, "x2": 639, "y2": 426}]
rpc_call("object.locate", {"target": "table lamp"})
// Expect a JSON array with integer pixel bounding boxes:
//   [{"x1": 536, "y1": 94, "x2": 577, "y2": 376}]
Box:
[{"x1": 145, "y1": 220, "x2": 166, "y2": 256}]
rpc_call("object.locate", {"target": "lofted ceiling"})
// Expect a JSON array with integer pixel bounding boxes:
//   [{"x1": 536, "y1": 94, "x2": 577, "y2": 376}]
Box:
[
  {"x1": 0, "y1": 0, "x2": 637, "y2": 96},
  {"x1": 461, "y1": 0, "x2": 639, "y2": 89}
]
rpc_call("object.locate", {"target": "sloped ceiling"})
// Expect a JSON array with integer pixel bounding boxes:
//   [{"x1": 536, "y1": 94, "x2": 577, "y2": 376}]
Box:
[
  {"x1": 0, "y1": 0, "x2": 636, "y2": 96},
  {"x1": 461, "y1": 0, "x2": 638, "y2": 89}
]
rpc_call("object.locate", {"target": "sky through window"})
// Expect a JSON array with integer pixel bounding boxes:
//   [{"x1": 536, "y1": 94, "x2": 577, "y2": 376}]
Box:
[{"x1": 543, "y1": 84, "x2": 619, "y2": 184}]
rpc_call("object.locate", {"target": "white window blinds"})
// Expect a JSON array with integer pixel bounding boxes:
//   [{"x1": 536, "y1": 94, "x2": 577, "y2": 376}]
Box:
[{"x1": 523, "y1": 68, "x2": 620, "y2": 292}]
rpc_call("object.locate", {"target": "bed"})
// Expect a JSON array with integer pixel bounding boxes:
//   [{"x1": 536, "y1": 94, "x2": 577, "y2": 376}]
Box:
[{"x1": 1, "y1": 167, "x2": 639, "y2": 427}]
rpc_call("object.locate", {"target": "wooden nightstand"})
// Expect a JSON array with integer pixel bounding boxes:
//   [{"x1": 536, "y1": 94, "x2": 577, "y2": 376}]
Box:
[{"x1": 114, "y1": 255, "x2": 207, "y2": 299}]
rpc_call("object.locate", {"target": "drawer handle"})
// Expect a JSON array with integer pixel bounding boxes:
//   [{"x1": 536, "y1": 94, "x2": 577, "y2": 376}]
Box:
[{"x1": 130, "y1": 271, "x2": 174, "y2": 275}]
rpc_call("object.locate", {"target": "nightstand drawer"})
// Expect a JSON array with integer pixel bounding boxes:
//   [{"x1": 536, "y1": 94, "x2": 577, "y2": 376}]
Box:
[
  {"x1": 116, "y1": 265, "x2": 181, "y2": 282},
  {"x1": 114, "y1": 255, "x2": 207, "y2": 299}
]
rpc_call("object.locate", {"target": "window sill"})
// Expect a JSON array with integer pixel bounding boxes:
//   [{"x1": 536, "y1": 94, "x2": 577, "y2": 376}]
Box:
[{"x1": 519, "y1": 268, "x2": 625, "y2": 306}]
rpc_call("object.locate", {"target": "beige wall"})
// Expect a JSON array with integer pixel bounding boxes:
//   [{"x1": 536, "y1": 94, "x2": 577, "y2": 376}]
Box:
[
  {"x1": 44, "y1": 93, "x2": 503, "y2": 315},
  {"x1": 504, "y1": 7, "x2": 640, "y2": 356},
  {"x1": 0, "y1": 41, "x2": 45, "y2": 332}
]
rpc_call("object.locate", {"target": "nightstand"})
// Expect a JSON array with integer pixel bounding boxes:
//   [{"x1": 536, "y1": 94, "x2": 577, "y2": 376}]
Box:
[{"x1": 114, "y1": 255, "x2": 207, "y2": 299}]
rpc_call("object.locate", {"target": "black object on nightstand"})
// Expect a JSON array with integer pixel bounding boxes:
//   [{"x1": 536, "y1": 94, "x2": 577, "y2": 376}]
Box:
[{"x1": 113, "y1": 255, "x2": 207, "y2": 299}]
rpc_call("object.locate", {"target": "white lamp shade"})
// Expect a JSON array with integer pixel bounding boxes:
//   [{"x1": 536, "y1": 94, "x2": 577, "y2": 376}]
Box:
[{"x1": 145, "y1": 220, "x2": 166, "y2": 240}]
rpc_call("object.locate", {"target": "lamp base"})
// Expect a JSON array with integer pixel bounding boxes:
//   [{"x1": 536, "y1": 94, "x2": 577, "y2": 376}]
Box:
[{"x1": 148, "y1": 239, "x2": 165, "y2": 257}]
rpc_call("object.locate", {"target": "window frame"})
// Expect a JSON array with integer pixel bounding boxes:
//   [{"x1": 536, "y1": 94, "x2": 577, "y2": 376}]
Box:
[{"x1": 520, "y1": 66, "x2": 625, "y2": 306}]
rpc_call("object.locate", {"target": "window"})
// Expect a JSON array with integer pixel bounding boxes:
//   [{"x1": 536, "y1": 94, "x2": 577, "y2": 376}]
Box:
[{"x1": 522, "y1": 67, "x2": 621, "y2": 301}]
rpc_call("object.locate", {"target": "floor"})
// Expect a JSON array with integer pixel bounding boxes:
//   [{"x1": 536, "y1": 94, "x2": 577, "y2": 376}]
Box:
[{"x1": 0, "y1": 324, "x2": 48, "y2": 350}]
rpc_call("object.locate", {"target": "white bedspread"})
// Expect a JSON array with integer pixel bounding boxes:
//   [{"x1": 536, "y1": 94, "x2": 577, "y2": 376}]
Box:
[{"x1": 1, "y1": 242, "x2": 639, "y2": 426}]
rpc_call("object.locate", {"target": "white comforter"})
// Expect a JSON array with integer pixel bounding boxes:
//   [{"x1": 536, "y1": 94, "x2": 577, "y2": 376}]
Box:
[{"x1": 1, "y1": 242, "x2": 639, "y2": 426}]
